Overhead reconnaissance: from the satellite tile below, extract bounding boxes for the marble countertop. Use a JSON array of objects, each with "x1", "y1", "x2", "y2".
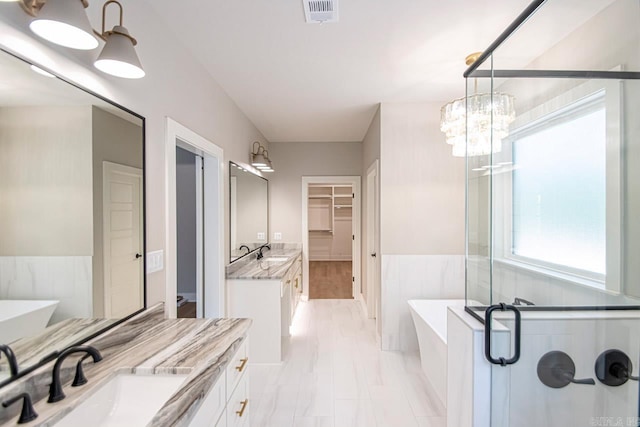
[
  {"x1": 226, "y1": 248, "x2": 301, "y2": 280},
  {"x1": 0, "y1": 318, "x2": 119, "y2": 377},
  {"x1": 0, "y1": 305, "x2": 251, "y2": 427}
]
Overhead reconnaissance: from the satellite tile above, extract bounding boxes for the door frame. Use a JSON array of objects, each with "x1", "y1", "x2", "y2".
[
  {"x1": 165, "y1": 118, "x2": 225, "y2": 319},
  {"x1": 366, "y1": 160, "x2": 381, "y2": 332},
  {"x1": 301, "y1": 176, "x2": 362, "y2": 301},
  {"x1": 102, "y1": 161, "x2": 144, "y2": 318}
]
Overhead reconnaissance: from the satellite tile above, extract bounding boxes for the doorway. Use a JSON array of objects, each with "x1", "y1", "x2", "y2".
[
  {"x1": 302, "y1": 176, "x2": 361, "y2": 303},
  {"x1": 175, "y1": 147, "x2": 203, "y2": 318},
  {"x1": 165, "y1": 118, "x2": 225, "y2": 319}
]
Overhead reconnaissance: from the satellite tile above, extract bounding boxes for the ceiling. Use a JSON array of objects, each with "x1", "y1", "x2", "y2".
[{"x1": 146, "y1": 0, "x2": 535, "y2": 142}]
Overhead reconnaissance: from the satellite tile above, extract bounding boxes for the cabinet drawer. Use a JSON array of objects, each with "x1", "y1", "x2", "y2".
[
  {"x1": 226, "y1": 372, "x2": 250, "y2": 427},
  {"x1": 226, "y1": 339, "x2": 249, "y2": 399},
  {"x1": 187, "y1": 375, "x2": 225, "y2": 427}
]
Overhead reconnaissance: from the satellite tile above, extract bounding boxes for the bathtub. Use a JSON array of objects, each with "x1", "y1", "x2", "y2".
[
  {"x1": 408, "y1": 299, "x2": 470, "y2": 407},
  {"x1": 0, "y1": 300, "x2": 59, "y2": 345}
]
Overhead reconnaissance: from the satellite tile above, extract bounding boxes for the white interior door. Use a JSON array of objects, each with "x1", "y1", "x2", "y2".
[
  {"x1": 103, "y1": 162, "x2": 143, "y2": 318},
  {"x1": 366, "y1": 161, "x2": 380, "y2": 328}
]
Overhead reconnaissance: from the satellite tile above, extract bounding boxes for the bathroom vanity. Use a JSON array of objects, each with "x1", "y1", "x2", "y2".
[
  {"x1": 0, "y1": 305, "x2": 252, "y2": 427},
  {"x1": 227, "y1": 246, "x2": 303, "y2": 363}
]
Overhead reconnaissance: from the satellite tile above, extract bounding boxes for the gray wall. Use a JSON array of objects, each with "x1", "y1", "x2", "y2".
[
  {"x1": 0, "y1": 106, "x2": 93, "y2": 256},
  {"x1": 176, "y1": 147, "x2": 197, "y2": 298},
  {"x1": 269, "y1": 141, "x2": 363, "y2": 243}
]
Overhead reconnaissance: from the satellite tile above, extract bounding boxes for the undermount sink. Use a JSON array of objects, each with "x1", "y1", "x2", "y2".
[
  {"x1": 54, "y1": 372, "x2": 188, "y2": 427},
  {"x1": 261, "y1": 256, "x2": 289, "y2": 263}
]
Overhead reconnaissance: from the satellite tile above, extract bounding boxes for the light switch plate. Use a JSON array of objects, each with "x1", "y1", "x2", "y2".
[
  {"x1": 274, "y1": 232, "x2": 282, "y2": 240},
  {"x1": 146, "y1": 250, "x2": 164, "y2": 274},
  {"x1": 257, "y1": 232, "x2": 266, "y2": 240}
]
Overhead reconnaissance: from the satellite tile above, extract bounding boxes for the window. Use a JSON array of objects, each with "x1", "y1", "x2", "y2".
[{"x1": 511, "y1": 92, "x2": 606, "y2": 278}]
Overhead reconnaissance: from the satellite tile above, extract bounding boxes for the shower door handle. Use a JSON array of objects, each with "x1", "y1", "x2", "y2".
[{"x1": 484, "y1": 303, "x2": 521, "y2": 366}]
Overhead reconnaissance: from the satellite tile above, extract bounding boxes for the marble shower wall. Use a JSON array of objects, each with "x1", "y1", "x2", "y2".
[
  {"x1": 381, "y1": 254, "x2": 465, "y2": 351},
  {"x1": 0, "y1": 256, "x2": 92, "y2": 323}
]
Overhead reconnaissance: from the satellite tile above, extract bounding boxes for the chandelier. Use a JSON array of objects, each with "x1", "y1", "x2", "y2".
[{"x1": 440, "y1": 53, "x2": 515, "y2": 157}]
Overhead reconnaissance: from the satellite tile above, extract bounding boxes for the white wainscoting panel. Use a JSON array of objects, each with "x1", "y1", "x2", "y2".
[
  {"x1": 381, "y1": 254, "x2": 465, "y2": 351},
  {"x1": 0, "y1": 256, "x2": 92, "y2": 323}
]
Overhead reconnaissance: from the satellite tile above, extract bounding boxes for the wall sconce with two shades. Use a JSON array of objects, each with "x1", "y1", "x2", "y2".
[
  {"x1": 251, "y1": 142, "x2": 274, "y2": 173},
  {"x1": 15, "y1": 0, "x2": 144, "y2": 79}
]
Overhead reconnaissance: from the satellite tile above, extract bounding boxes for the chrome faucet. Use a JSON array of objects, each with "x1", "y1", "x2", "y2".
[
  {"x1": 48, "y1": 345, "x2": 102, "y2": 403},
  {"x1": 239, "y1": 245, "x2": 251, "y2": 255},
  {"x1": 256, "y1": 244, "x2": 271, "y2": 260},
  {"x1": 0, "y1": 344, "x2": 19, "y2": 378}
]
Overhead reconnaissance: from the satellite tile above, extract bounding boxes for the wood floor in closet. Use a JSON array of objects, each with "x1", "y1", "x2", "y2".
[{"x1": 309, "y1": 261, "x2": 353, "y2": 299}]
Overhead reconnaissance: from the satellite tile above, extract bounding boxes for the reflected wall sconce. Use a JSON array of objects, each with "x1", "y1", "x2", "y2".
[
  {"x1": 20, "y1": 0, "x2": 145, "y2": 79},
  {"x1": 250, "y1": 141, "x2": 274, "y2": 173}
]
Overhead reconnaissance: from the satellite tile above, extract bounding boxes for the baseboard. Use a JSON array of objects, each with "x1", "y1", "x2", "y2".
[{"x1": 177, "y1": 292, "x2": 196, "y2": 302}]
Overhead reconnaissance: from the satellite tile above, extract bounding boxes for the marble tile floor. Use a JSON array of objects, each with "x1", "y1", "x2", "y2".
[{"x1": 248, "y1": 299, "x2": 446, "y2": 427}]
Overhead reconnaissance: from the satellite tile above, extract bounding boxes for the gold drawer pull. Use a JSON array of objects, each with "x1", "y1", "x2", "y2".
[
  {"x1": 286, "y1": 279, "x2": 291, "y2": 284},
  {"x1": 236, "y1": 398, "x2": 249, "y2": 417},
  {"x1": 295, "y1": 278, "x2": 298, "y2": 288},
  {"x1": 235, "y1": 357, "x2": 248, "y2": 372}
]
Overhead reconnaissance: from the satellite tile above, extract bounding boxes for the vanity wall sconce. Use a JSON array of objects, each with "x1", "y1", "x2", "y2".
[
  {"x1": 250, "y1": 141, "x2": 274, "y2": 173},
  {"x1": 20, "y1": 0, "x2": 145, "y2": 79}
]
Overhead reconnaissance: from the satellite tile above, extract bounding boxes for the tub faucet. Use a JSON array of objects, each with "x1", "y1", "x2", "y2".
[
  {"x1": 0, "y1": 344, "x2": 18, "y2": 378},
  {"x1": 256, "y1": 244, "x2": 271, "y2": 260},
  {"x1": 239, "y1": 245, "x2": 251, "y2": 255},
  {"x1": 48, "y1": 345, "x2": 102, "y2": 403}
]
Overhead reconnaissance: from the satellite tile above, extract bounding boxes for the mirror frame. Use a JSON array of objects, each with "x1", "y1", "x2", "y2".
[
  {"x1": 0, "y1": 47, "x2": 147, "y2": 388},
  {"x1": 228, "y1": 161, "x2": 269, "y2": 263}
]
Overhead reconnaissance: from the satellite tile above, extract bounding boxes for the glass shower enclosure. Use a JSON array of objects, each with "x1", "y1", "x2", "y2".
[{"x1": 463, "y1": 0, "x2": 640, "y2": 425}]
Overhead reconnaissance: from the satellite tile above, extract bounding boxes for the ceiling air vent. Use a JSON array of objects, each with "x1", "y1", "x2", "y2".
[{"x1": 303, "y1": 0, "x2": 338, "y2": 23}]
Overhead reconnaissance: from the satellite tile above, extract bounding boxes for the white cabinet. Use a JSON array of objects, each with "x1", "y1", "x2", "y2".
[
  {"x1": 188, "y1": 338, "x2": 250, "y2": 427},
  {"x1": 226, "y1": 373, "x2": 250, "y2": 427},
  {"x1": 228, "y1": 255, "x2": 303, "y2": 363},
  {"x1": 289, "y1": 257, "x2": 302, "y2": 316}
]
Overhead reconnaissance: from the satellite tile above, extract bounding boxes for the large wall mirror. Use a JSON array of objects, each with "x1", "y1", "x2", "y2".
[
  {"x1": 229, "y1": 162, "x2": 268, "y2": 263},
  {"x1": 0, "y1": 49, "x2": 145, "y2": 387}
]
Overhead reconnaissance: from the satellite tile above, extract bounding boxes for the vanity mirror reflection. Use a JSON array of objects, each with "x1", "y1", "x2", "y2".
[
  {"x1": 229, "y1": 162, "x2": 268, "y2": 263},
  {"x1": 0, "y1": 49, "x2": 145, "y2": 386}
]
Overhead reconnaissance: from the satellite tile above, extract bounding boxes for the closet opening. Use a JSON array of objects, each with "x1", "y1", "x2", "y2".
[{"x1": 301, "y1": 177, "x2": 362, "y2": 304}]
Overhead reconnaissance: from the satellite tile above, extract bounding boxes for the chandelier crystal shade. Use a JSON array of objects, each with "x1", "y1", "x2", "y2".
[
  {"x1": 440, "y1": 92, "x2": 515, "y2": 157},
  {"x1": 440, "y1": 52, "x2": 516, "y2": 157}
]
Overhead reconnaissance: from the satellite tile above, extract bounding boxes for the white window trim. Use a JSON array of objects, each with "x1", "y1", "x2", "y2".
[{"x1": 494, "y1": 77, "x2": 622, "y2": 294}]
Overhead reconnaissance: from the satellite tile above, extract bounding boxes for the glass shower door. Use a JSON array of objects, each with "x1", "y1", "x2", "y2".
[{"x1": 462, "y1": 0, "x2": 640, "y2": 425}]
